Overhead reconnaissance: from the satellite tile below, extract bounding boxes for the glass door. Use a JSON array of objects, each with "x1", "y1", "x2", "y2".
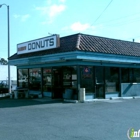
[
  {"x1": 80, "y1": 66, "x2": 95, "y2": 99},
  {"x1": 43, "y1": 68, "x2": 52, "y2": 97},
  {"x1": 95, "y1": 66, "x2": 105, "y2": 98},
  {"x1": 52, "y1": 68, "x2": 63, "y2": 98}
]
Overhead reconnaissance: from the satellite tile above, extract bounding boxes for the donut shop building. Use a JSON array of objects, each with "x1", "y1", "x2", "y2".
[{"x1": 9, "y1": 33, "x2": 140, "y2": 100}]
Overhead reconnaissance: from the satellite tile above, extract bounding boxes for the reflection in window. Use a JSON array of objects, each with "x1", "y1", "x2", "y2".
[
  {"x1": 95, "y1": 66, "x2": 104, "y2": 84},
  {"x1": 71, "y1": 66, "x2": 77, "y2": 88},
  {"x1": 134, "y1": 69, "x2": 140, "y2": 82},
  {"x1": 62, "y1": 66, "x2": 77, "y2": 87},
  {"x1": 121, "y1": 68, "x2": 129, "y2": 83},
  {"x1": 95, "y1": 66, "x2": 104, "y2": 98},
  {"x1": 29, "y1": 68, "x2": 41, "y2": 90},
  {"x1": 63, "y1": 67, "x2": 72, "y2": 87},
  {"x1": 43, "y1": 68, "x2": 52, "y2": 96},
  {"x1": 62, "y1": 66, "x2": 77, "y2": 99},
  {"x1": 105, "y1": 67, "x2": 119, "y2": 92},
  {"x1": 18, "y1": 69, "x2": 28, "y2": 88}
]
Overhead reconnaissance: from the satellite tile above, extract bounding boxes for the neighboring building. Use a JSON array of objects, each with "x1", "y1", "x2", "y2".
[{"x1": 8, "y1": 33, "x2": 140, "y2": 99}]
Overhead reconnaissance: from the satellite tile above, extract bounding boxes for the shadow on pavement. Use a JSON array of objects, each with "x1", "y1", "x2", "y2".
[{"x1": 0, "y1": 97, "x2": 63, "y2": 108}]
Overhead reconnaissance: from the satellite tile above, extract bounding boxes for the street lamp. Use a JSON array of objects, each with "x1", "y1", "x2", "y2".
[{"x1": 0, "y1": 4, "x2": 11, "y2": 94}]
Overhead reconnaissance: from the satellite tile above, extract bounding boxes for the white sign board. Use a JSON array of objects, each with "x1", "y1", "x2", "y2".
[{"x1": 17, "y1": 35, "x2": 60, "y2": 55}]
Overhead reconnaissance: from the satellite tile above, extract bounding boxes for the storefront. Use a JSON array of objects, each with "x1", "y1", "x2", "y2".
[{"x1": 9, "y1": 33, "x2": 140, "y2": 100}]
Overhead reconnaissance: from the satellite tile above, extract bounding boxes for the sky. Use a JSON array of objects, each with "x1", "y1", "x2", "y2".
[{"x1": 0, "y1": 0, "x2": 140, "y2": 59}]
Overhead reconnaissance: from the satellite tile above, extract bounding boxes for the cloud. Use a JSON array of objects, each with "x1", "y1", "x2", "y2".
[
  {"x1": 35, "y1": 1, "x2": 66, "y2": 24},
  {"x1": 21, "y1": 14, "x2": 30, "y2": 22},
  {"x1": 70, "y1": 22, "x2": 94, "y2": 32},
  {"x1": 13, "y1": 14, "x2": 30, "y2": 22},
  {"x1": 59, "y1": 0, "x2": 66, "y2": 3},
  {"x1": 49, "y1": 4, "x2": 65, "y2": 18},
  {"x1": 137, "y1": 39, "x2": 140, "y2": 43},
  {"x1": 13, "y1": 14, "x2": 20, "y2": 19},
  {"x1": 62, "y1": 22, "x2": 95, "y2": 32}
]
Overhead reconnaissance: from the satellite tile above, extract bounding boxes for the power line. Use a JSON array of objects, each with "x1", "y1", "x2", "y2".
[
  {"x1": 94, "y1": 12, "x2": 140, "y2": 25},
  {"x1": 101, "y1": 18, "x2": 140, "y2": 27},
  {"x1": 92, "y1": 0, "x2": 113, "y2": 24},
  {"x1": 91, "y1": 1, "x2": 140, "y2": 28}
]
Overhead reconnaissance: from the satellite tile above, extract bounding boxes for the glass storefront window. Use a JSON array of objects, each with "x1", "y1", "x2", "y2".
[
  {"x1": 63, "y1": 67, "x2": 72, "y2": 87},
  {"x1": 129, "y1": 68, "x2": 133, "y2": 82},
  {"x1": 80, "y1": 66, "x2": 94, "y2": 94},
  {"x1": 121, "y1": 68, "x2": 129, "y2": 83},
  {"x1": 105, "y1": 67, "x2": 119, "y2": 92},
  {"x1": 43, "y1": 68, "x2": 52, "y2": 97},
  {"x1": 18, "y1": 69, "x2": 28, "y2": 88},
  {"x1": 134, "y1": 68, "x2": 140, "y2": 82},
  {"x1": 63, "y1": 66, "x2": 77, "y2": 99},
  {"x1": 29, "y1": 68, "x2": 41, "y2": 91},
  {"x1": 71, "y1": 66, "x2": 77, "y2": 88},
  {"x1": 62, "y1": 66, "x2": 77, "y2": 88}
]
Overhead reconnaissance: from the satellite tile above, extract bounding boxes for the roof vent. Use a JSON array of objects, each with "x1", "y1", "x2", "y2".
[{"x1": 76, "y1": 34, "x2": 81, "y2": 49}]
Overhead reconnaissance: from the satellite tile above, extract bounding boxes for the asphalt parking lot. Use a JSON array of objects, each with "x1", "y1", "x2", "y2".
[{"x1": 0, "y1": 98, "x2": 140, "y2": 140}]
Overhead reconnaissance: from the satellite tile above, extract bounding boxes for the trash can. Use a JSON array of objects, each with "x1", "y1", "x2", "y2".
[
  {"x1": 79, "y1": 88, "x2": 85, "y2": 102},
  {"x1": 14, "y1": 90, "x2": 18, "y2": 99},
  {"x1": 10, "y1": 93, "x2": 13, "y2": 99}
]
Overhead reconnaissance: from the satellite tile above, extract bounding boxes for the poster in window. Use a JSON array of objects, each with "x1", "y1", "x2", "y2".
[{"x1": 82, "y1": 67, "x2": 92, "y2": 79}]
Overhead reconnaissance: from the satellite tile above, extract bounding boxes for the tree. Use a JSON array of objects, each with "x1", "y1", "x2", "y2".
[{"x1": 0, "y1": 58, "x2": 8, "y2": 65}]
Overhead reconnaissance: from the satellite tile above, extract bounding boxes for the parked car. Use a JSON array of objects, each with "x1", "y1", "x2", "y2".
[
  {"x1": 19, "y1": 77, "x2": 27, "y2": 82},
  {"x1": 0, "y1": 81, "x2": 8, "y2": 93}
]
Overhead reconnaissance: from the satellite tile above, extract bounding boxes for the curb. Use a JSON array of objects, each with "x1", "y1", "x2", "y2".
[
  {"x1": 110, "y1": 96, "x2": 140, "y2": 100},
  {"x1": 110, "y1": 97, "x2": 133, "y2": 100},
  {"x1": 63, "y1": 99, "x2": 78, "y2": 103},
  {"x1": 84, "y1": 99, "x2": 110, "y2": 103},
  {"x1": 133, "y1": 96, "x2": 140, "y2": 99},
  {"x1": 80, "y1": 96, "x2": 140, "y2": 103}
]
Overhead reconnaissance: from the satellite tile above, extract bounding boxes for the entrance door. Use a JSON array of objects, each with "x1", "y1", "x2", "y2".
[
  {"x1": 95, "y1": 66, "x2": 105, "y2": 98},
  {"x1": 52, "y1": 68, "x2": 63, "y2": 98}
]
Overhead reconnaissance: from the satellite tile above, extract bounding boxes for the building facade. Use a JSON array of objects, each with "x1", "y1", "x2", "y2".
[{"x1": 9, "y1": 33, "x2": 140, "y2": 100}]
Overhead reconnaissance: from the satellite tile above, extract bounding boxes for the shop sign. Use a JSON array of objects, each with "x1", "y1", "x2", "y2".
[
  {"x1": 17, "y1": 34, "x2": 60, "y2": 55},
  {"x1": 82, "y1": 67, "x2": 92, "y2": 79}
]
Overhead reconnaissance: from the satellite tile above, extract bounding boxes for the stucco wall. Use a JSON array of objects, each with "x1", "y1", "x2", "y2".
[{"x1": 121, "y1": 83, "x2": 140, "y2": 97}]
